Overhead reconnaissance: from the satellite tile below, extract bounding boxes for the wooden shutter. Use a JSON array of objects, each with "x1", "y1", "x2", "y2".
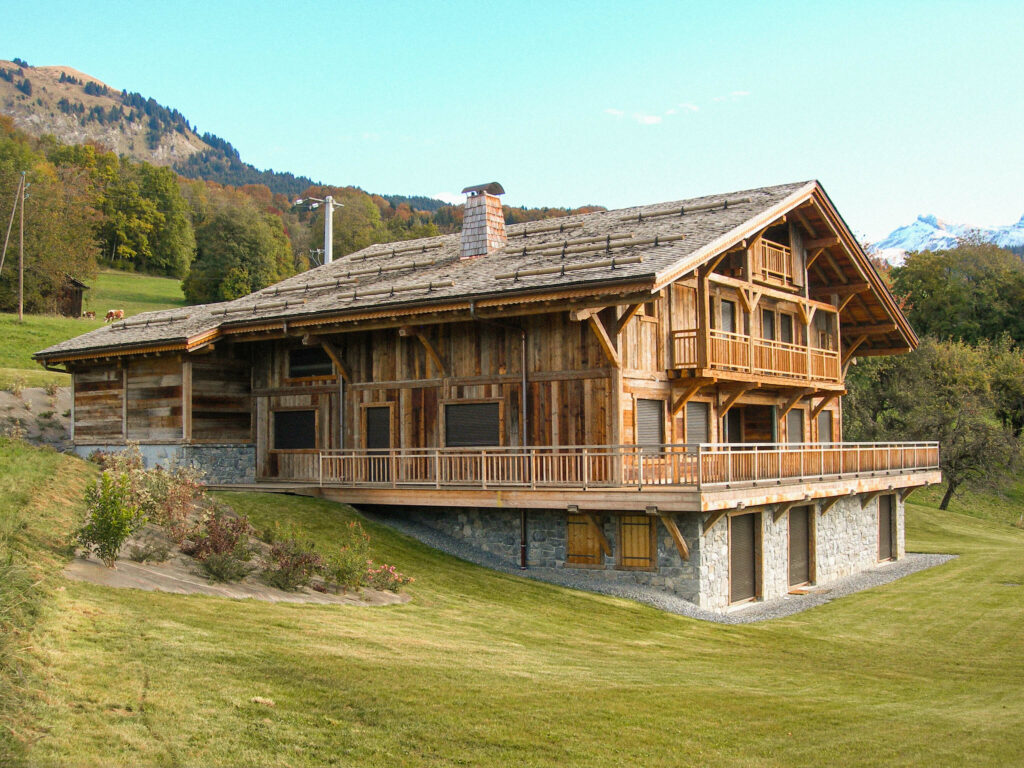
[
  {"x1": 685, "y1": 402, "x2": 709, "y2": 444},
  {"x1": 788, "y1": 506, "x2": 811, "y2": 586},
  {"x1": 445, "y1": 402, "x2": 500, "y2": 447},
  {"x1": 636, "y1": 399, "x2": 664, "y2": 446},
  {"x1": 817, "y1": 410, "x2": 833, "y2": 443},
  {"x1": 567, "y1": 515, "x2": 603, "y2": 566},
  {"x1": 619, "y1": 515, "x2": 655, "y2": 569},
  {"x1": 878, "y1": 495, "x2": 894, "y2": 561},
  {"x1": 786, "y1": 409, "x2": 804, "y2": 444},
  {"x1": 730, "y1": 513, "x2": 757, "y2": 603},
  {"x1": 365, "y1": 406, "x2": 391, "y2": 450},
  {"x1": 273, "y1": 410, "x2": 316, "y2": 450}
]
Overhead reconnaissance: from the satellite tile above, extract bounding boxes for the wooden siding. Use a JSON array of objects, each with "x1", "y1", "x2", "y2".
[
  {"x1": 73, "y1": 364, "x2": 124, "y2": 442},
  {"x1": 191, "y1": 354, "x2": 252, "y2": 443},
  {"x1": 125, "y1": 357, "x2": 183, "y2": 441}
]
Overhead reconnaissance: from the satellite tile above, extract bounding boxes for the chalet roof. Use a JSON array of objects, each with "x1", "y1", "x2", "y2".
[{"x1": 35, "y1": 180, "x2": 915, "y2": 363}]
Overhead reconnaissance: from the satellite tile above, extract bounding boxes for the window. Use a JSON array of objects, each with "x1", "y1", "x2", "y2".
[
  {"x1": 365, "y1": 406, "x2": 391, "y2": 451},
  {"x1": 721, "y1": 299, "x2": 737, "y2": 334},
  {"x1": 817, "y1": 410, "x2": 833, "y2": 443},
  {"x1": 685, "y1": 402, "x2": 710, "y2": 444},
  {"x1": 780, "y1": 313, "x2": 794, "y2": 344},
  {"x1": 761, "y1": 308, "x2": 776, "y2": 341},
  {"x1": 786, "y1": 409, "x2": 804, "y2": 444},
  {"x1": 618, "y1": 515, "x2": 655, "y2": 570},
  {"x1": 635, "y1": 399, "x2": 664, "y2": 447},
  {"x1": 288, "y1": 347, "x2": 333, "y2": 378},
  {"x1": 273, "y1": 410, "x2": 317, "y2": 450},
  {"x1": 445, "y1": 402, "x2": 500, "y2": 447},
  {"x1": 724, "y1": 409, "x2": 743, "y2": 443},
  {"x1": 814, "y1": 312, "x2": 835, "y2": 350}
]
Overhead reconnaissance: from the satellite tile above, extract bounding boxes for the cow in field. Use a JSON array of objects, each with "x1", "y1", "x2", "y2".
[
  {"x1": 105, "y1": 309, "x2": 124, "y2": 323},
  {"x1": 83, "y1": 311, "x2": 96, "y2": 319}
]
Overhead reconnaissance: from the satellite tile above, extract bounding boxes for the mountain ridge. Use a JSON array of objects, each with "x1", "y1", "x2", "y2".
[{"x1": 870, "y1": 213, "x2": 1024, "y2": 263}]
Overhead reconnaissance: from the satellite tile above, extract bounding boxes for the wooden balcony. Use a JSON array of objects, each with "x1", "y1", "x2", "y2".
[
  {"x1": 300, "y1": 442, "x2": 941, "y2": 512},
  {"x1": 757, "y1": 239, "x2": 793, "y2": 284},
  {"x1": 671, "y1": 329, "x2": 841, "y2": 385}
]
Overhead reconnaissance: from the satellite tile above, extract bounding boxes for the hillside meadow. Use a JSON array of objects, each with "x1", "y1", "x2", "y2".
[
  {"x1": 0, "y1": 269, "x2": 185, "y2": 389},
  {"x1": 1, "y1": 439, "x2": 1022, "y2": 767}
]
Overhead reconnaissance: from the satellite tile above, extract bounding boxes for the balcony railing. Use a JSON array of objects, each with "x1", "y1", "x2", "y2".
[
  {"x1": 671, "y1": 329, "x2": 840, "y2": 382},
  {"x1": 757, "y1": 239, "x2": 792, "y2": 284},
  {"x1": 317, "y1": 442, "x2": 939, "y2": 492}
]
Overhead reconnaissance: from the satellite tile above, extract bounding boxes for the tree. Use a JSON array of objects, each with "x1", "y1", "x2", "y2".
[
  {"x1": 183, "y1": 190, "x2": 293, "y2": 304},
  {"x1": 845, "y1": 338, "x2": 1019, "y2": 509}
]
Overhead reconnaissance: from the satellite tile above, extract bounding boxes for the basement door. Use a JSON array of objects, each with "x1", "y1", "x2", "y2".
[
  {"x1": 730, "y1": 513, "x2": 758, "y2": 603},
  {"x1": 878, "y1": 495, "x2": 895, "y2": 561},
  {"x1": 567, "y1": 514, "x2": 604, "y2": 567},
  {"x1": 788, "y1": 506, "x2": 812, "y2": 587}
]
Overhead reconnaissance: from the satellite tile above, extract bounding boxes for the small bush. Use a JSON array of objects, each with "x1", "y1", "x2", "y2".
[
  {"x1": 7, "y1": 376, "x2": 25, "y2": 397},
  {"x1": 126, "y1": 542, "x2": 171, "y2": 563},
  {"x1": 262, "y1": 532, "x2": 322, "y2": 591},
  {"x1": 366, "y1": 561, "x2": 414, "y2": 593},
  {"x1": 321, "y1": 520, "x2": 371, "y2": 593},
  {"x1": 199, "y1": 552, "x2": 253, "y2": 583},
  {"x1": 43, "y1": 381, "x2": 60, "y2": 397},
  {"x1": 77, "y1": 472, "x2": 145, "y2": 567},
  {"x1": 181, "y1": 507, "x2": 252, "y2": 561}
]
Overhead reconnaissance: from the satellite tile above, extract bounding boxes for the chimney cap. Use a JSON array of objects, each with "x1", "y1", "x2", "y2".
[{"x1": 461, "y1": 182, "x2": 505, "y2": 196}]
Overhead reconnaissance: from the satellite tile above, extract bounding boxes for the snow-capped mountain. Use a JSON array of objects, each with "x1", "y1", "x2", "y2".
[{"x1": 869, "y1": 214, "x2": 1024, "y2": 264}]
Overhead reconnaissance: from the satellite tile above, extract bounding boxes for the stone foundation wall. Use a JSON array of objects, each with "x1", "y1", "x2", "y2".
[
  {"x1": 403, "y1": 508, "x2": 703, "y2": 603},
  {"x1": 72, "y1": 443, "x2": 255, "y2": 485}
]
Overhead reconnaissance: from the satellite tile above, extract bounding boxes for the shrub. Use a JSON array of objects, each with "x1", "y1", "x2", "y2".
[
  {"x1": 321, "y1": 520, "x2": 371, "y2": 593},
  {"x1": 199, "y1": 552, "x2": 253, "y2": 583},
  {"x1": 43, "y1": 381, "x2": 60, "y2": 397},
  {"x1": 365, "y1": 561, "x2": 414, "y2": 593},
  {"x1": 262, "y1": 532, "x2": 322, "y2": 591},
  {"x1": 181, "y1": 506, "x2": 252, "y2": 561},
  {"x1": 77, "y1": 472, "x2": 145, "y2": 567},
  {"x1": 7, "y1": 376, "x2": 25, "y2": 397},
  {"x1": 126, "y1": 542, "x2": 171, "y2": 563}
]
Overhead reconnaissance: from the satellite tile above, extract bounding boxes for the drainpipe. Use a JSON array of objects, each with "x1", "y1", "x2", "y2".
[{"x1": 470, "y1": 300, "x2": 529, "y2": 568}]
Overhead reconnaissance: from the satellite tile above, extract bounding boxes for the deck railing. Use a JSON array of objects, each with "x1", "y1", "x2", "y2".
[
  {"x1": 318, "y1": 441, "x2": 939, "y2": 491},
  {"x1": 671, "y1": 329, "x2": 840, "y2": 382},
  {"x1": 758, "y1": 239, "x2": 792, "y2": 284}
]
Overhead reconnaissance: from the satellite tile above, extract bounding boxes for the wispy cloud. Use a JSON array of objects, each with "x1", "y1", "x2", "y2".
[
  {"x1": 632, "y1": 113, "x2": 662, "y2": 125},
  {"x1": 678, "y1": 102, "x2": 700, "y2": 112},
  {"x1": 603, "y1": 108, "x2": 625, "y2": 117}
]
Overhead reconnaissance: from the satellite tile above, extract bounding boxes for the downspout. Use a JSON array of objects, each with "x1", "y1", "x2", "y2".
[{"x1": 470, "y1": 300, "x2": 529, "y2": 569}]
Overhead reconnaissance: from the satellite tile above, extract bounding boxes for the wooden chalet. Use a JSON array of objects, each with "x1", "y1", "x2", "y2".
[{"x1": 36, "y1": 180, "x2": 939, "y2": 609}]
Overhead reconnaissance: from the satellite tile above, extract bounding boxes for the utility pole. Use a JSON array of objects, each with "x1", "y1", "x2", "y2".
[
  {"x1": 294, "y1": 194, "x2": 342, "y2": 265},
  {"x1": 18, "y1": 171, "x2": 25, "y2": 322},
  {"x1": 0, "y1": 173, "x2": 20, "y2": 277}
]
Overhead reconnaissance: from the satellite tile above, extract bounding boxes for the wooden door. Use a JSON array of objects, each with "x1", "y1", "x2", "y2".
[
  {"x1": 619, "y1": 515, "x2": 655, "y2": 570},
  {"x1": 730, "y1": 513, "x2": 758, "y2": 603},
  {"x1": 788, "y1": 506, "x2": 811, "y2": 586},
  {"x1": 567, "y1": 514, "x2": 603, "y2": 567},
  {"x1": 878, "y1": 495, "x2": 894, "y2": 561},
  {"x1": 365, "y1": 405, "x2": 391, "y2": 482}
]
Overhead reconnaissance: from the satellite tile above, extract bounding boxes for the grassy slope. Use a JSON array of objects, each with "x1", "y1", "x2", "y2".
[
  {"x1": 0, "y1": 269, "x2": 185, "y2": 389},
  {"x1": 1, "y1": 460, "x2": 1017, "y2": 768}
]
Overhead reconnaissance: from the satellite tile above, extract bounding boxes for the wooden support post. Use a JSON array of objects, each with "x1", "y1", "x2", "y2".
[
  {"x1": 653, "y1": 508, "x2": 690, "y2": 561},
  {"x1": 899, "y1": 486, "x2": 921, "y2": 502},
  {"x1": 779, "y1": 388, "x2": 813, "y2": 419},
  {"x1": 842, "y1": 334, "x2": 869, "y2": 368},
  {"x1": 811, "y1": 392, "x2": 840, "y2": 419},
  {"x1": 702, "y1": 508, "x2": 729, "y2": 534},
  {"x1": 819, "y1": 495, "x2": 845, "y2": 515},
  {"x1": 614, "y1": 303, "x2": 644, "y2": 336},
  {"x1": 719, "y1": 384, "x2": 755, "y2": 417},
  {"x1": 182, "y1": 359, "x2": 192, "y2": 442},
  {"x1": 773, "y1": 500, "x2": 803, "y2": 523},
  {"x1": 806, "y1": 248, "x2": 824, "y2": 270},
  {"x1": 670, "y1": 378, "x2": 711, "y2": 417},
  {"x1": 400, "y1": 326, "x2": 447, "y2": 377},
  {"x1": 588, "y1": 314, "x2": 621, "y2": 368},
  {"x1": 836, "y1": 293, "x2": 857, "y2": 313},
  {"x1": 697, "y1": 271, "x2": 710, "y2": 368}
]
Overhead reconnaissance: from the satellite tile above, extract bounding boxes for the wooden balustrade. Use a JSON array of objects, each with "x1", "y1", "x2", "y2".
[
  {"x1": 318, "y1": 442, "x2": 939, "y2": 491},
  {"x1": 672, "y1": 328, "x2": 840, "y2": 384},
  {"x1": 758, "y1": 239, "x2": 793, "y2": 284}
]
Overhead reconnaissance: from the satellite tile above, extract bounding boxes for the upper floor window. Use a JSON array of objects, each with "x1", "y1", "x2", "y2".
[
  {"x1": 721, "y1": 299, "x2": 738, "y2": 334},
  {"x1": 288, "y1": 347, "x2": 333, "y2": 378}
]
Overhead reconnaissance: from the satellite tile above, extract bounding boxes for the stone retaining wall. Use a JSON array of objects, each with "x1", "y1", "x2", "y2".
[{"x1": 72, "y1": 443, "x2": 256, "y2": 485}]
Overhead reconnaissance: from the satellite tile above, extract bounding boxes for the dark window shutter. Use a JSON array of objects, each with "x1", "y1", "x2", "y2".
[
  {"x1": 365, "y1": 406, "x2": 391, "y2": 451},
  {"x1": 788, "y1": 506, "x2": 810, "y2": 586},
  {"x1": 445, "y1": 403, "x2": 500, "y2": 447},
  {"x1": 730, "y1": 513, "x2": 757, "y2": 602},
  {"x1": 273, "y1": 410, "x2": 317, "y2": 450},
  {"x1": 761, "y1": 309, "x2": 776, "y2": 340},
  {"x1": 721, "y1": 300, "x2": 737, "y2": 334},
  {"x1": 685, "y1": 402, "x2": 709, "y2": 444},
  {"x1": 878, "y1": 495, "x2": 894, "y2": 560},
  {"x1": 636, "y1": 399, "x2": 664, "y2": 446},
  {"x1": 817, "y1": 410, "x2": 833, "y2": 443},
  {"x1": 288, "y1": 347, "x2": 333, "y2": 378},
  {"x1": 786, "y1": 409, "x2": 804, "y2": 444}
]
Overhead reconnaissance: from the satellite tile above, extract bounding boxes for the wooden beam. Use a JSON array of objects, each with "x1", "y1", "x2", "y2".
[
  {"x1": 705, "y1": 251, "x2": 730, "y2": 274},
  {"x1": 735, "y1": 286, "x2": 752, "y2": 314},
  {"x1": 316, "y1": 338, "x2": 351, "y2": 383},
  {"x1": 810, "y1": 281, "x2": 870, "y2": 299},
  {"x1": 582, "y1": 512, "x2": 612, "y2": 557},
  {"x1": 900, "y1": 486, "x2": 923, "y2": 502},
  {"x1": 842, "y1": 334, "x2": 869, "y2": 367},
  {"x1": 779, "y1": 389, "x2": 813, "y2": 419},
  {"x1": 811, "y1": 392, "x2": 840, "y2": 419},
  {"x1": 670, "y1": 378, "x2": 710, "y2": 417},
  {"x1": 747, "y1": 289, "x2": 763, "y2": 314},
  {"x1": 702, "y1": 508, "x2": 729, "y2": 534},
  {"x1": 656, "y1": 511, "x2": 690, "y2": 561},
  {"x1": 836, "y1": 293, "x2": 857, "y2": 313},
  {"x1": 719, "y1": 384, "x2": 756, "y2": 417},
  {"x1": 819, "y1": 495, "x2": 845, "y2": 515},
  {"x1": 842, "y1": 322, "x2": 897, "y2": 336},
  {"x1": 823, "y1": 251, "x2": 849, "y2": 284},
  {"x1": 804, "y1": 236, "x2": 841, "y2": 250},
  {"x1": 614, "y1": 303, "x2": 645, "y2": 335},
  {"x1": 773, "y1": 500, "x2": 803, "y2": 523},
  {"x1": 400, "y1": 326, "x2": 447, "y2": 377},
  {"x1": 796, "y1": 302, "x2": 816, "y2": 327},
  {"x1": 586, "y1": 314, "x2": 620, "y2": 368},
  {"x1": 860, "y1": 490, "x2": 885, "y2": 509},
  {"x1": 806, "y1": 248, "x2": 824, "y2": 269}
]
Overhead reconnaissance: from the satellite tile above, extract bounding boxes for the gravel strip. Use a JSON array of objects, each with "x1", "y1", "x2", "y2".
[{"x1": 365, "y1": 511, "x2": 956, "y2": 624}]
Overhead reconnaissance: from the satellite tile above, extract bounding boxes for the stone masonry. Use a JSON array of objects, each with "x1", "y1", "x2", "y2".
[{"x1": 72, "y1": 442, "x2": 256, "y2": 485}]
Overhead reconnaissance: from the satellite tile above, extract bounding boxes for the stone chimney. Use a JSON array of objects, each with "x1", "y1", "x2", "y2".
[{"x1": 460, "y1": 182, "x2": 506, "y2": 260}]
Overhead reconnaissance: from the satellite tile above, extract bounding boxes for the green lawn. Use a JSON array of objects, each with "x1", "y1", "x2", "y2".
[
  {"x1": 0, "y1": 269, "x2": 185, "y2": 390},
  {"x1": 3, "y1": 439, "x2": 1023, "y2": 766}
]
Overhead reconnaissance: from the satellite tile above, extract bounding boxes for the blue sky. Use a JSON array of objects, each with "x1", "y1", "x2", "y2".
[{"x1": 3, "y1": 1, "x2": 1022, "y2": 238}]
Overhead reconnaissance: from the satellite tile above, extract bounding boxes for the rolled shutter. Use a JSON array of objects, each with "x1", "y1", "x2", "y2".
[
  {"x1": 685, "y1": 402, "x2": 709, "y2": 444},
  {"x1": 786, "y1": 409, "x2": 804, "y2": 444},
  {"x1": 878, "y1": 495, "x2": 893, "y2": 560},
  {"x1": 445, "y1": 403, "x2": 500, "y2": 447},
  {"x1": 817, "y1": 410, "x2": 833, "y2": 443},
  {"x1": 730, "y1": 513, "x2": 757, "y2": 603},
  {"x1": 636, "y1": 399, "x2": 664, "y2": 446},
  {"x1": 788, "y1": 506, "x2": 810, "y2": 586}
]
